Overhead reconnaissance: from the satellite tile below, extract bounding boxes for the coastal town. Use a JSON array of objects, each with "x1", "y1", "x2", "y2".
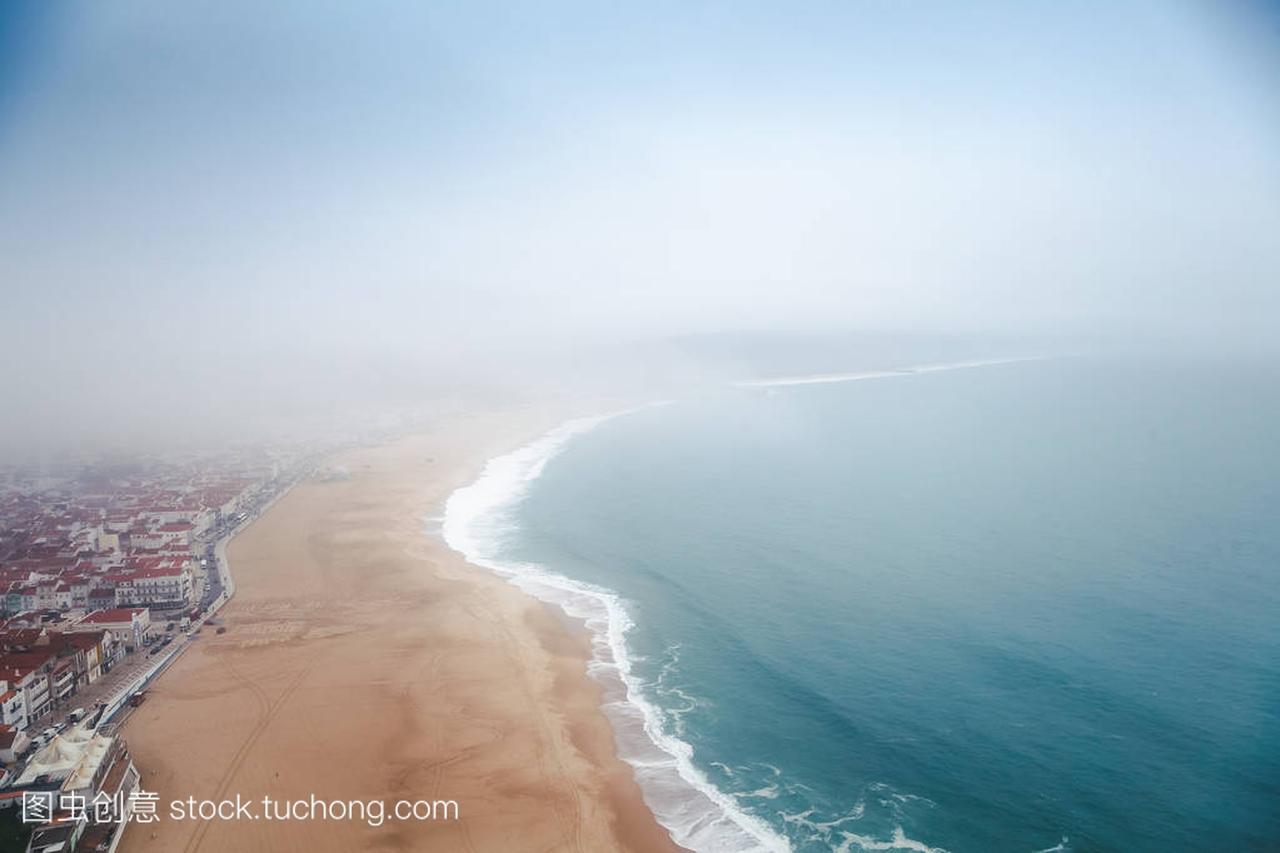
[{"x1": 0, "y1": 449, "x2": 312, "y2": 852}]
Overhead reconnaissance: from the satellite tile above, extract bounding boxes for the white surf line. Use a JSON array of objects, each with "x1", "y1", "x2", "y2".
[
  {"x1": 731, "y1": 356, "x2": 1050, "y2": 388},
  {"x1": 439, "y1": 407, "x2": 787, "y2": 853}
]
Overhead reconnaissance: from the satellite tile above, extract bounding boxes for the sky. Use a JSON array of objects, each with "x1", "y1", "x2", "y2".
[{"x1": 1, "y1": 0, "x2": 1279, "y2": 452}]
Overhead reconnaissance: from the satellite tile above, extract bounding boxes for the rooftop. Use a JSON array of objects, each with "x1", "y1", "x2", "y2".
[{"x1": 77, "y1": 609, "x2": 145, "y2": 625}]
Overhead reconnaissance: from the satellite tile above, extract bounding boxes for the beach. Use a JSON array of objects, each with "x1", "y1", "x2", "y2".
[{"x1": 118, "y1": 404, "x2": 680, "y2": 853}]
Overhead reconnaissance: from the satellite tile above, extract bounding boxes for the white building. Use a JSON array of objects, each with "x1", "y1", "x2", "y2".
[
  {"x1": 113, "y1": 566, "x2": 193, "y2": 609},
  {"x1": 0, "y1": 687, "x2": 28, "y2": 732}
]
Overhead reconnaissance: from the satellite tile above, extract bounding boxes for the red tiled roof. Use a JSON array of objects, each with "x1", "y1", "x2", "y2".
[{"x1": 79, "y1": 608, "x2": 145, "y2": 624}]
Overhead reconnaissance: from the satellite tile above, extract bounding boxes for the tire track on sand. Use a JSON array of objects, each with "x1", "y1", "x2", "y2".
[{"x1": 182, "y1": 659, "x2": 312, "y2": 853}]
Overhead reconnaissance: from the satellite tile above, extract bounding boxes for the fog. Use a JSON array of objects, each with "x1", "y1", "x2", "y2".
[{"x1": 2, "y1": 1, "x2": 1278, "y2": 456}]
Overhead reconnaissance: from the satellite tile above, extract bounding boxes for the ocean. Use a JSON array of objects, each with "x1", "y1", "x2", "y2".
[{"x1": 441, "y1": 356, "x2": 1280, "y2": 852}]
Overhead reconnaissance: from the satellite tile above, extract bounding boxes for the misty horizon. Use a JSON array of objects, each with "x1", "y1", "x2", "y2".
[{"x1": 3, "y1": 1, "x2": 1279, "y2": 455}]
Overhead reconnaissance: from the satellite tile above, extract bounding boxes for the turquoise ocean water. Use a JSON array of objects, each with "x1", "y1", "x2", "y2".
[{"x1": 443, "y1": 357, "x2": 1280, "y2": 852}]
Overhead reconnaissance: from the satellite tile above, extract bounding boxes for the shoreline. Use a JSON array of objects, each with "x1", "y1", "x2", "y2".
[
  {"x1": 118, "y1": 404, "x2": 682, "y2": 852},
  {"x1": 441, "y1": 408, "x2": 788, "y2": 852}
]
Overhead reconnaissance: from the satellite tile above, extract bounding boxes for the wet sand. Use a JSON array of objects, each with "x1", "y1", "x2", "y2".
[{"x1": 120, "y1": 405, "x2": 680, "y2": 853}]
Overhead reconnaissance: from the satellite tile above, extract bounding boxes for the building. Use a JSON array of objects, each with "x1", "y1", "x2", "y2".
[
  {"x1": 3, "y1": 587, "x2": 23, "y2": 615},
  {"x1": 26, "y1": 820, "x2": 85, "y2": 853},
  {"x1": 0, "y1": 665, "x2": 50, "y2": 724},
  {"x1": 69, "y1": 609, "x2": 150, "y2": 653},
  {"x1": 59, "y1": 631, "x2": 108, "y2": 684},
  {"x1": 113, "y1": 565, "x2": 193, "y2": 610},
  {"x1": 15, "y1": 723, "x2": 140, "y2": 853},
  {"x1": 87, "y1": 587, "x2": 115, "y2": 611},
  {"x1": 96, "y1": 530, "x2": 121, "y2": 552},
  {"x1": 153, "y1": 521, "x2": 195, "y2": 547},
  {"x1": 0, "y1": 724, "x2": 29, "y2": 763},
  {"x1": 0, "y1": 689, "x2": 27, "y2": 732}
]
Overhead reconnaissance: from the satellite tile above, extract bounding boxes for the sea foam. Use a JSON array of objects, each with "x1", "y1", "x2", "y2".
[
  {"x1": 731, "y1": 356, "x2": 1046, "y2": 389},
  {"x1": 440, "y1": 409, "x2": 790, "y2": 853}
]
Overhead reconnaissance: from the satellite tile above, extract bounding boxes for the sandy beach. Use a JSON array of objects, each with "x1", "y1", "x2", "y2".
[{"x1": 119, "y1": 405, "x2": 680, "y2": 853}]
